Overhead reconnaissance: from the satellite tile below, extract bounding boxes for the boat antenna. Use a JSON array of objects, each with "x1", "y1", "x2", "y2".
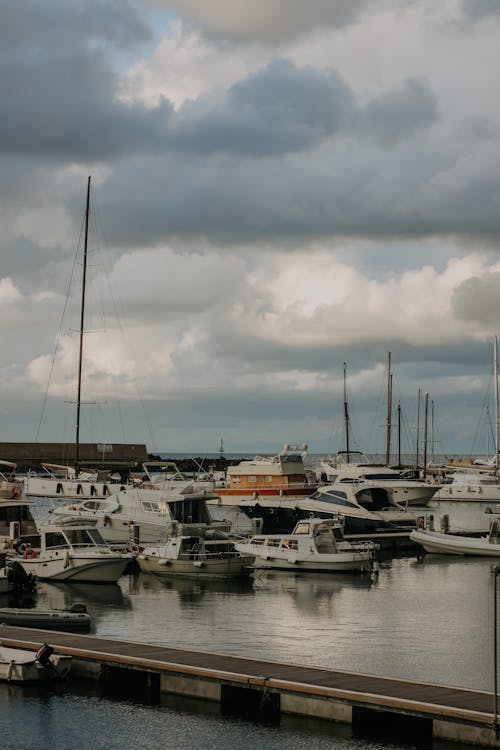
[{"x1": 75, "y1": 176, "x2": 91, "y2": 474}]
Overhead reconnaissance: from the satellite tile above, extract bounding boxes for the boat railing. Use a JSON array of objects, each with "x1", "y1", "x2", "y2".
[{"x1": 178, "y1": 550, "x2": 242, "y2": 561}]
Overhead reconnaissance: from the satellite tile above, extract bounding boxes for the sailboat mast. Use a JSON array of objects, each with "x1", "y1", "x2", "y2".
[
  {"x1": 495, "y1": 335, "x2": 499, "y2": 477},
  {"x1": 397, "y1": 399, "x2": 401, "y2": 467},
  {"x1": 423, "y1": 391, "x2": 429, "y2": 479},
  {"x1": 385, "y1": 352, "x2": 392, "y2": 465},
  {"x1": 75, "y1": 175, "x2": 91, "y2": 473},
  {"x1": 343, "y1": 362, "x2": 350, "y2": 458},
  {"x1": 416, "y1": 387, "x2": 421, "y2": 468}
]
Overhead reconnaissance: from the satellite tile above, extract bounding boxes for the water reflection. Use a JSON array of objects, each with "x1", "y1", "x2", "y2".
[
  {"x1": 252, "y1": 570, "x2": 376, "y2": 617},
  {"x1": 128, "y1": 569, "x2": 255, "y2": 603}
]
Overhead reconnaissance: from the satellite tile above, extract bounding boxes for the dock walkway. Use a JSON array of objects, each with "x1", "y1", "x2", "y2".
[{"x1": 0, "y1": 625, "x2": 498, "y2": 747}]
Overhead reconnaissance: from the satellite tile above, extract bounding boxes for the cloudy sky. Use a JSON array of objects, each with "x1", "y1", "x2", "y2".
[{"x1": 1, "y1": 0, "x2": 500, "y2": 458}]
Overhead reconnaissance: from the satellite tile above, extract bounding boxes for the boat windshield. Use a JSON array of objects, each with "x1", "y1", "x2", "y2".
[{"x1": 63, "y1": 528, "x2": 107, "y2": 547}]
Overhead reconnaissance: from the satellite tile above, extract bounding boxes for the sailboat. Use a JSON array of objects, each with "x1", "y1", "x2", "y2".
[
  {"x1": 22, "y1": 178, "x2": 127, "y2": 501},
  {"x1": 316, "y1": 360, "x2": 438, "y2": 507},
  {"x1": 433, "y1": 335, "x2": 500, "y2": 503}
]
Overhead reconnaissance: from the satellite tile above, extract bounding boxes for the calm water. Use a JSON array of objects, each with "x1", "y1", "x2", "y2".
[{"x1": 4, "y1": 497, "x2": 496, "y2": 749}]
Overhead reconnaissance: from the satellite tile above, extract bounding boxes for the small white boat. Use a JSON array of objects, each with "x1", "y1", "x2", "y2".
[
  {"x1": 0, "y1": 604, "x2": 91, "y2": 631},
  {"x1": 138, "y1": 533, "x2": 254, "y2": 579},
  {"x1": 0, "y1": 643, "x2": 72, "y2": 682},
  {"x1": 10, "y1": 522, "x2": 133, "y2": 583},
  {"x1": 235, "y1": 517, "x2": 379, "y2": 573},
  {"x1": 410, "y1": 517, "x2": 500, "y2": 556}
]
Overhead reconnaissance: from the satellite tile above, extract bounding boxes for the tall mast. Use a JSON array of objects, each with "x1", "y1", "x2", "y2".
[
  {"x1": 495, "y1": 335, "x2": 499, "y2": 477},
  {"x1": 343, "y1": 362, "x2": 350, "y2": 458},
  {"x1": 397, "y1": 399, "x2": 401, "y2": 468},
  {"x1": 75, "y1": 175, "x2": 91, "y2": 474},
  {"x1": 431, "y1": 399, "x2": 435, "y2": 465},
  {"x1": 385, "y1": 352, "x2": 392, "y2": 465},
  {"x1": 416, "y1": 387, "x2": 421, "y2": 468},
  {"x1": 423, "y1": 391, "x2": 429, "y2": 479}
]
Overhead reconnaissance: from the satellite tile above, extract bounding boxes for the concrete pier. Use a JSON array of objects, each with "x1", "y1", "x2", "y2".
[{"x1": 1, "y1": 624, "x2": 499, "y2": 748}]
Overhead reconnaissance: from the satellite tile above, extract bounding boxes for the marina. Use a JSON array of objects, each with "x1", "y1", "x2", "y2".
[{"x1": 1, "y1": 509, "x2": 500, "y2": 747}]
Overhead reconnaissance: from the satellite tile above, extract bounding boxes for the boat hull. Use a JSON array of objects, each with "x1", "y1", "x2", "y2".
[
  {"x1": 138, "y1": 554, "x2": 253, "y2": 579},
  {"x1": 0, "y1": 647, "x2": 71, "y2": 682},
  {"x1": 410, "y1": 529, "x2": 500, "y2": 556},
  {"x1": 0, "y1": 608, "x2": 91, "y2": 631},
  {"x1": 238, "y1": 546, "x2": 375, "y2": 572},
  {"x1": 15, "y1": 553, "x2": 131, "y2": 583}
]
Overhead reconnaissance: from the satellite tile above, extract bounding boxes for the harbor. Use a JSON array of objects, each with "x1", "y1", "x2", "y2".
[{"x1": 1, "y1": 521, "x2": 500, "y2": 748}]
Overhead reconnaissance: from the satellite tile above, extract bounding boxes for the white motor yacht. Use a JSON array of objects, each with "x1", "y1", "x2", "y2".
[
  {"x1": 210, "y1": 480, "x2": 417, "y2": 537},
  {"x1": 9, "y1": 522, "x2": 133, "y2": 583},
  {"x1": 433, "y1": 470, "x2": 500, "y2": 502},
  {"x1": 317, "y1": 451, "x2": 438, "y2": 507},
  {"x1": 51, "y1": 483, "x2": 220, "y2": 546},
  {"x1": 235, "y1": 517, "x2": 378, "y2": 573}
]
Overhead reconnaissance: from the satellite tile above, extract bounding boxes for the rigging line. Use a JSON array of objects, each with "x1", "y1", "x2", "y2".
[
  {"x1": 470, "y1": 360, "x2": 495, "y2": 455},
  {"x1": 34, "y1": 219, "x2": 85, "y2": 445},
  {"x1": 92, "y1": 194, "x2": 158, "y2": 453}
]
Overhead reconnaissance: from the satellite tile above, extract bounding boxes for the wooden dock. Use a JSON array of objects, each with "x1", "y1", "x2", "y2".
[{"x1": 0, "y1": 624, "x2": 498, "y2": 747}]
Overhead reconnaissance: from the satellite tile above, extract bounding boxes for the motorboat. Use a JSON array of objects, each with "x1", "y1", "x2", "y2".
[
  {"x1": 410, "y1": 516, "x2": 500, "y2": 556},
  {"x1": 235, "y1": 517, "x2": 379, "y2": 573},
  {"x1": 433, "y1": 470, "x2": 500, "y2": 502},
  {"x1": 210, "y1": 479, "x2": 417, "y2": 537},
  {"x1": 0, "y1": 642, "x2": 71, "y2": 682},
  {"x1": 9, "y1": 522, "x2": 133, "y2": 583},
  {"x1": 0, "y1": 461, "x2": 24, "y2": 501},
  {"x1": 0, "y1": 604, "x2": 91, "y2": 631},
  {"x1": 137, "y1": 531, "x2": 254, "y2": 579},
  {"x1": 51, "y1": 483, "x2": 221, "y2": 546},
  {"x1": 0, "y1": 493, "x2": 40, "y2": 550},
  {"x1": 316, "y1": 451, "x2": 438, "y2": 507},
  {"x1": 21, "y1": 463, "x2": 129, "y2": 501},
  {"x1": 212, "y1": 443, "x2": 316, "y2": 499}
]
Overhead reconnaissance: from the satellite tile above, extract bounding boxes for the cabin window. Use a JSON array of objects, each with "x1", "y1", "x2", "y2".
[
  {"x1": 251, "y1": 538, "x2": 265, "y2": 545},
  {"x1": 266, "y1": 538, "x2": 281, "y2": 547},
  {"x1": 281, "y1": 539, "x2": 298, "y2": 550},
  {"x1": 142, "y1": 501, "x2": 160, "y2": 512},
  {"x1": 232, "y1": 476, "x2": 241, "y2": 483},
  {"x1": 45, "y1": 532, "x2": 69, "y2": 549},
  {"x1": 248, "y1": 476, "x2": 257, "y2": 483},
  {"x1": 65, "y1": 529, "x2": 94, "y2": 546},
  {"x1": 266, "y1": 476, "x2": 272, "y2": 483},
  {"x1": 294, "y1": 522, "x2": 310, "y2": 535},
  {"x1": 83, "y1": 501, "x2": 100, "y2": 511}
]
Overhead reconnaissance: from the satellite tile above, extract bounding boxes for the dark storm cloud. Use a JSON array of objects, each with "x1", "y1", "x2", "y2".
[
  {"x1": 168, "y1": 59, "x2": 355, "y2": 156},
  {"x1": 0, "y1": 0, "x2": 151, "y2": 50},
  {"x1": 452, "y1": 273, "x2": 500, "y2": 326},
  {"x1": 165, "y1": 62, "x2": 436, "y2": 157},
  {"x1": 460, "y1": 0, "x2": 500, "y2": 23},
  {"x1": 0, "y1": 0, "x2": 172, "y2": 159},
  {"x1": 359, "y1": 79, "x2": 437, "y2": 145}
]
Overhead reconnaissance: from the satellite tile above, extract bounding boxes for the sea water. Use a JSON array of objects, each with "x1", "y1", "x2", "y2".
[{"x1": 3, "y1": 497, "x2": 493, "y2": 749}]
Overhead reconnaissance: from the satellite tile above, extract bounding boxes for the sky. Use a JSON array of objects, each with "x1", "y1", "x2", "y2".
[{"x1": 1, "y1": 0, "x2": 500, "y2": 458}]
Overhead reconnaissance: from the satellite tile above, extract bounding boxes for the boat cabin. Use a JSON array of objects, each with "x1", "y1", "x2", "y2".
[
  {"x1": 0, "y1": 498, "x2": 39, "y2": 549},
  {"x1": 27, "y1": 523, "x2": 110, "y2": 555},
  {"x1": 226, "y1": 443, "x2": 311, "y2": 491}
]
